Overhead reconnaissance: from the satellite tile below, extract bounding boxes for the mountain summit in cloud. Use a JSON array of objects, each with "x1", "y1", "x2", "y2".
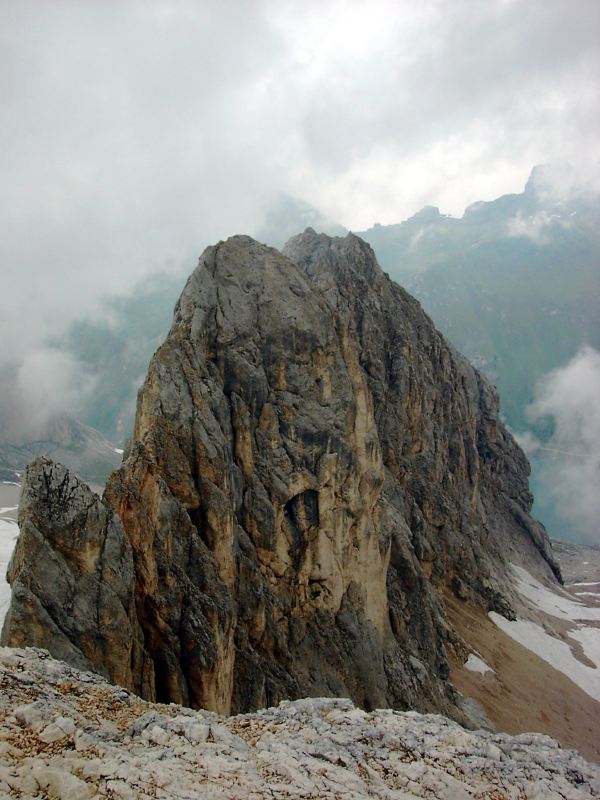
[{"x1": 3, "y1": 231, "x2": 560, "y2": 723}]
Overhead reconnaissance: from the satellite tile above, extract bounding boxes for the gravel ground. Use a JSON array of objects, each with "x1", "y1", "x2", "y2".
[{"x1": 0, "y1": 646, "x2": 599, "y2": 800}]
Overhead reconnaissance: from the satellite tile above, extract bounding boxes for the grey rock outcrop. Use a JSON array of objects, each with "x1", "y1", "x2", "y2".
[
  {"x1": 1, "y1": 457, "x2": 147, "y2": 689},
  {"x1": 1, "y1": 647, "x2": 598, "y2": 800},
  {"x1": 2, "y1": 232, "x2": 561, "y2": 722}
]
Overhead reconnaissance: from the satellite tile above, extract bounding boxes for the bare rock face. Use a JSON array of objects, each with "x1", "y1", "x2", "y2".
[
  {"x1": 1, "y1": 457, "x2": 147, "y2": 689},
  {"x1": 2, "y1": 232, "x2": 561, "y2": 721},
  {"x1": 282, "y1": 231, "x2": 560, "y2": 595}
]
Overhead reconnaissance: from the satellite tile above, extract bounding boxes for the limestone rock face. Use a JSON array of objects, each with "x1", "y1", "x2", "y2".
[
  {"x1": 1, "y1": 457, "x2": 147, "y2": 689},
  {"x1": 3, "y1": 232, "x2": 560, "y2": 721},
  {"x1": 282, "y1": 231, "x2": 560, "y2": 597}
]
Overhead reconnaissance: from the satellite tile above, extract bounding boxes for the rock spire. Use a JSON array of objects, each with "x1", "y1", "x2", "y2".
[{"x1": 2, "y1": 231, "x2": 560, "y2": 722}]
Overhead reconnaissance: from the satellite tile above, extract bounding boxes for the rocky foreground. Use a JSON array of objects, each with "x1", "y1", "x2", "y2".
[{"x1": 0, "y1": 648, "x2": 598, "y2": 800}]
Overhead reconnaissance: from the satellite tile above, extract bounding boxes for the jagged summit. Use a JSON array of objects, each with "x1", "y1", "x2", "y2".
[
  {"x1": 2, "y1": 231, "x2": 560, "y2": 726},
  {"x1": 283, "y1": 227, "x2": 382, "y2": 288}
]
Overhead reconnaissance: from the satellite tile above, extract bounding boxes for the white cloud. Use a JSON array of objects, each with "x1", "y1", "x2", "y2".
[
  {"x1": 513, "y1": 430, "x2": 541, "y2": 456},
  {"x1": 1, "y1": 0, "x2": 600, "y2": 428},
  {"x1": 506, "y1": 210, "x2": 564, "y2": 244},
  {"x1": 526, "y1": 347, "x2": 600, "y2": 545},
  {"x1": 0, "y1": 349, "x2": 96, "y2": 443}
]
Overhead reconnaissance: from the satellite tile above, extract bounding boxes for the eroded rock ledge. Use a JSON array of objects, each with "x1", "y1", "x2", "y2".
[
  {"x1": 2, "y1": 231, "x2": 561, "y2": 722},
  {"x1": 0, "y1": 647, "x2": 598, "y2": 800}
]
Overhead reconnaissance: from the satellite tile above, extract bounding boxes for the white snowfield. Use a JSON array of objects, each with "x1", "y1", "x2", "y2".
[
  {"x1": 509, "y1": 565, "x2": 600, "y2": 622},
  {"x1": 0, "y1": 518, "x2": 18, "y2": 627},
  {"x1": 489, "y1": 564, "x2": 600, "y2": 702},
  {"x1": 489, "y1": 612, "x2": 600, "y2": 702},
  {"x1": 0, "y1": 648, "x2": 598, "y2": 800}
]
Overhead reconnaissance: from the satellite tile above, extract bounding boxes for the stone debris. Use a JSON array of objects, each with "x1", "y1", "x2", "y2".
[{"x1": 0, "y1": 646, "x2": 598, "y2": 799}]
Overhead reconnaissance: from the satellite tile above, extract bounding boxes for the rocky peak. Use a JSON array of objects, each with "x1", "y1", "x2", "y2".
[
  {"x1": 2, "y1": 233, "x2": 561, "y2": 724},
  {"x1": 2, "y1": 457, "x2": 146, "y2": 689},
  {"x1": 283, "y1": 228, "x2": 379, "y2": 278}
]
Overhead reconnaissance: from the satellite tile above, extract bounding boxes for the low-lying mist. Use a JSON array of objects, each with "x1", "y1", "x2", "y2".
[{"x1": 517, "y1": 347, "x2": 600, "y2": 546}]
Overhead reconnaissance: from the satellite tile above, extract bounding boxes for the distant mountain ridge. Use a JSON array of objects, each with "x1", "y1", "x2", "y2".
[
  {"x1": 358, "y1": 165, "x2": 600, "y2": 433},
  {"x1": 0, "y1": 415, "x2": 121, "y2": 486}
]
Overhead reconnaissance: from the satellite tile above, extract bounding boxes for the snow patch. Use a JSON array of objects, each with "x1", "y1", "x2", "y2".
[
  {"x1": 511, "y1": 563, "x2": 600, "y2": 622},
  {"x1": 570, "y1": 627, "x2": 600, "y2": 680},
  {"x1": 489, "y1": 612, "x2": 600, "y2": 701},
  {"x1": 487, "y1": 564, "x2": 600, "y2": 703},
  {"x1": 114, "y1": 448, "x2": 124, "y2": 455},
  {"x1": 568, "y1": 581, "x2": 600, "y2": 588},
  {"x1": 464, "y1": 654, "x2": 494, "y2": 675}
]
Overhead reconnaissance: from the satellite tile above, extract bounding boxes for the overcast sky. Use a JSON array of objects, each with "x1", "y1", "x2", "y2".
[{"x1": 1, "y1": 0, "x2": 599, "y2": 367}]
